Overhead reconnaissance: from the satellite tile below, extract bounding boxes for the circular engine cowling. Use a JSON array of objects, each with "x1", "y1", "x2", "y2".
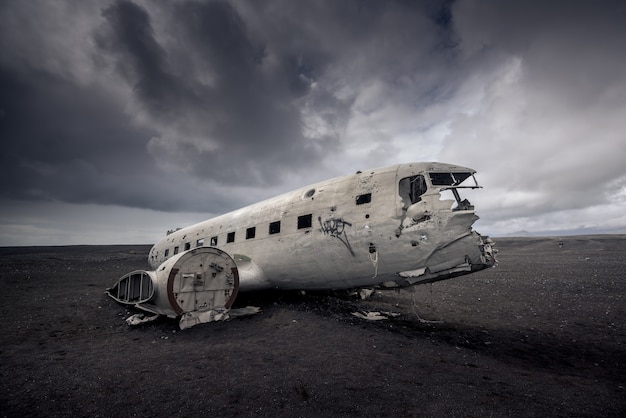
[{"x1": 107, "y1": 247, "x2": 239, "y2": 318}]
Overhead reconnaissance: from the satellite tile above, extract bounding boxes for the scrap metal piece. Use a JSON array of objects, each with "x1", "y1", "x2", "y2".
[
  {"x1": 351, "y1": 311, "x2": 401, "y2": 321},
  {"x1": 179, "y1": 308, "x2": 230, "y2": 330},
  {"x1": 126, "y1": 313, "x2": 159, "y2": 326},
  {"x1": 178, "y1": 306, "x2": 262, "y2": 329}
]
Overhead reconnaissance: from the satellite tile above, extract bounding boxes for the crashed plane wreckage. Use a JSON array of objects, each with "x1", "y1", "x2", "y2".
[{"x1": 107, "y1": 162, "x2": 497, "y2": 329}]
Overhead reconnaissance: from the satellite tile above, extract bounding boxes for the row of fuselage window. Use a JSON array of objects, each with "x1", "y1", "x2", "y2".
[
  {"x1": 162, "y1": 213, "x2": 315, "y2": 258},
  {"x1": 162, "y1": 191, "x2": 374, "y2": 258}
]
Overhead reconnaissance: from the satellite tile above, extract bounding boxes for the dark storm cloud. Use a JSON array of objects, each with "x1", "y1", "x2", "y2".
[
  {"x1": 0, "y1": 1, "x2": 187, "y2": 211},
  {"x1": 0, "y1": 65, "x2": 182, "y2": 210},
  {"x1": 94, "y1": 0, "x2": 191, "y2": 117},
  {"x1": 0, "y1": 62, "x2": 244, "y2": 213},
  {"x1": 0, "y1": 67, "x2": 132, "y2": 198},
  {"x1": 93, "y1": 0, "x2": 343, "y2": 187}
]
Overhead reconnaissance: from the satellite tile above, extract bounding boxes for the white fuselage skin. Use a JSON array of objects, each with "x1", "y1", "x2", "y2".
[{"x1": 147, "y1": 162, "x2": 495, "y2": 292}]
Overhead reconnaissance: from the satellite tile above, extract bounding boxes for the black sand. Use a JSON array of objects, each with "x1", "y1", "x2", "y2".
[{"x1": 1, "y1": 236, "x2": 624, "y2": 416}]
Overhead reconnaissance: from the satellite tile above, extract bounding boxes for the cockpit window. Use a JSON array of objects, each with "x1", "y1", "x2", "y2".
[
  {"x1": 399, "y1": 175, "x2": 427, "y2": 207},
  {"x1": 429, "y1": 172, "x2": 473, "y2": 186},
  {"x1": 430, "y1": 172, "x2": 478, "y2": 211}
]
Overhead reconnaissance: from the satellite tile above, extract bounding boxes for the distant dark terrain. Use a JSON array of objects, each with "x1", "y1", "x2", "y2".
[{"x1": 1, "y1": 236, "x2": 624, "y2": 416}]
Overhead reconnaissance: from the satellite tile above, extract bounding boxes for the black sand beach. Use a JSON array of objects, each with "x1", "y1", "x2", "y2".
[{"x1": 1, "y1": 236, "x2": 624, "y2": 416}]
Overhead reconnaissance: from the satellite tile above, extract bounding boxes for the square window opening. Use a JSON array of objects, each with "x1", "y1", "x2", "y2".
[
  {"x1": 269, "y1": 221, "x2": 281, "y2": 234},
  {"x1": 356, "y1": 193, "x2": 372, "y2": 205},
  {"x1": 298, "y1": 214, "x2": 313, "y2": 229}
]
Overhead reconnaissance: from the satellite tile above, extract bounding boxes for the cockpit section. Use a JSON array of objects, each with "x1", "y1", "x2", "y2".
[
  {"x1": 396, "y1": 168, "x2": 483, "y2": 234},
  {"x1": 394, "y1": 165, "x2": 496, "y2": 285},
  {"x1": 398, "y1": 170, "x2": 480, "y2": 213}
]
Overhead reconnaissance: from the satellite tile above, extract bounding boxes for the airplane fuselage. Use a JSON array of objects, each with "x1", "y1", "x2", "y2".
[{"x1": 147, "y1": 162, "x2": 496, "y2": 291}]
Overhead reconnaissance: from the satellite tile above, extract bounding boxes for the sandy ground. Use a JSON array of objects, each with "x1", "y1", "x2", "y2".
[{"x1": 1, "y1": 235, "x2": 624, "y2": 417}]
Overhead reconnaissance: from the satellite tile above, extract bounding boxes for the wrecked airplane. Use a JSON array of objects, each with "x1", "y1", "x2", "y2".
[{"x1": 107, "y1": 162, "x2": 497, "y2": 328}]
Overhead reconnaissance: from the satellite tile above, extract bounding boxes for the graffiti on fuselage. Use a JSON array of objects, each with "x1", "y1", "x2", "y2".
[{"x1": 318, "y1": 217, "x2": 355, "y2": 256}]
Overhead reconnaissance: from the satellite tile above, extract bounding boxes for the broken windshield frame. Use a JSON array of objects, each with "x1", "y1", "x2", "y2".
[
  {"x1": 429, "y1": 172, "x2": 480, "y2": 189},
  {"x1": 429, "y1": 172, "x2": 480, "y2": 211}
]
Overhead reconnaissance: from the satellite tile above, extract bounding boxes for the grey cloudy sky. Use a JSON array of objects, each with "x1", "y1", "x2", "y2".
[{"x1": 1, "y1": 0, "x2": 625, "y2": 246}]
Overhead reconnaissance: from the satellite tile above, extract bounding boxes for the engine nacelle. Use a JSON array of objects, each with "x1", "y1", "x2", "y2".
[{"x1": 106, "y1": 247, "x2": 239, "y2": 320}]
